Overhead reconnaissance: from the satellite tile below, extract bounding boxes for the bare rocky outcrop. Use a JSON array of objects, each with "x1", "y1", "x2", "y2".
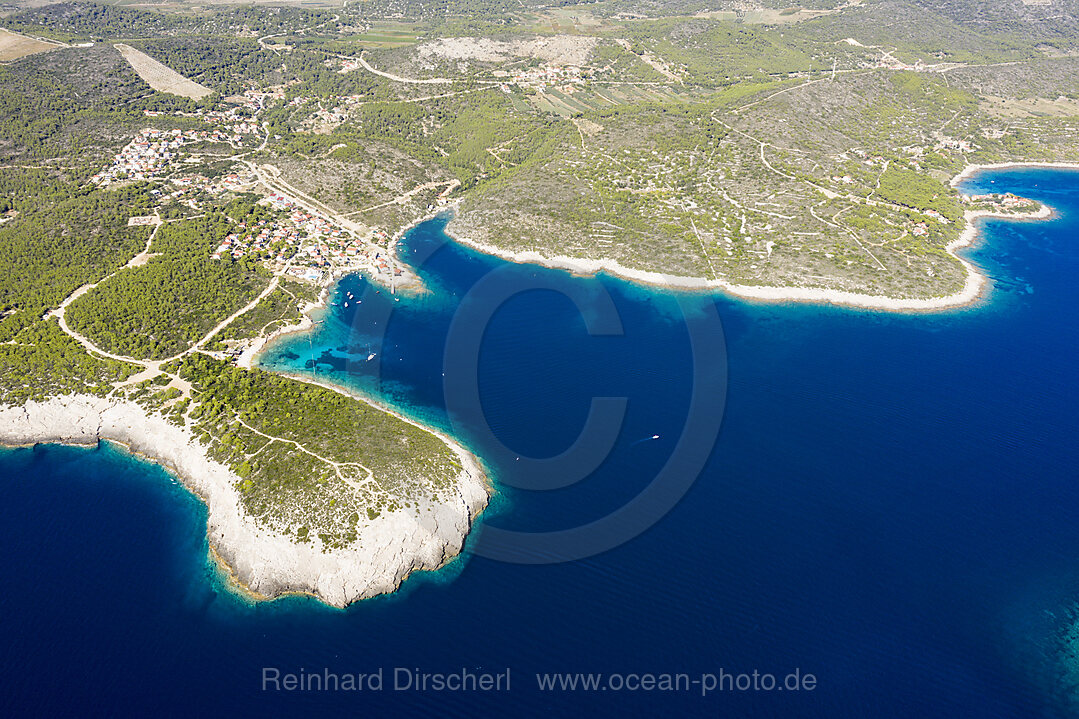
[{"x1": 416, "y1": 35, "x2": 598, "y2": 67}]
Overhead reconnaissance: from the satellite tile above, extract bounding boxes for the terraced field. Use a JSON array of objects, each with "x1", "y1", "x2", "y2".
[
  {"x1": 115, "y1": 43, "x2": 212, "y2": 99},
  {"x1": 529, "y1": 84, "x2": 696, "y2": 116}
]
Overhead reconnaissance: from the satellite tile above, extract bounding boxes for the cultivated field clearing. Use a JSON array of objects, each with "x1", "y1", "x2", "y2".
[
  {"x1": 0, "y1": 29, "x2": 63, "y2": 62},
  {"x1": 115, "y1": 43, "x2": 213, "y2": 99},
  {"x1": 982, "y1": 94, "x2": 1079, "y2": 118},
  {"x1": 528, "y1": 84, "x2": 694, "y2": 116},
  {"x1": 693, "y1": 6, "x2": 836, "y2": 24}
]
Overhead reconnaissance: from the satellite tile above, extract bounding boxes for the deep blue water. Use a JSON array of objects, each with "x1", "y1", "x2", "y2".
[{"x1": 3, "y1": 168, "x2": 1079, "y2": 717}]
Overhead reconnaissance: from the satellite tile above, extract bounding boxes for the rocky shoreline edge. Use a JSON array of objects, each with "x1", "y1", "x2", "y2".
[
  {"x1": 0, "y1": 395, "x2": 488, "y2": 608},
  {"x1": 437, "y1": 162, "x2": 1069, "y2": 313}
]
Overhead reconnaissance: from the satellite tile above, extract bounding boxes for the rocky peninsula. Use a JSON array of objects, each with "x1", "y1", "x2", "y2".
[{"x1": 0, "y1": 394, "x2": 488, "y2": 607}]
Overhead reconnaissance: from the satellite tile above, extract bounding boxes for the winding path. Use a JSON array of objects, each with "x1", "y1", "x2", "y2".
[
  {"x1": 233, "y1": 415, "x2": 374, "y2": 491},
  {"x1": 47, "y1": 218, "x2": 291, "y2": 395},
  {"x1": 354, "y1": 51, "x2": 453, "y2": 85},
  {"x1": 345, "y1": 179, "x2": 460, "y2": 215}
]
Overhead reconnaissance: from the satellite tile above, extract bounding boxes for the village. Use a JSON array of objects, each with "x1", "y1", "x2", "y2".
[
  {"x1": 89, "y1": 85, "x2": 415, "y2": 298},
  {"x1": 144, "y1": 99, "x2": 264, "y2": 135},
  {"x1": 302, "y1": 93, "x2": 367, "y2": 133},
  {"x1": 90, "y1": 123, "x2": 260, "y2": 186},
  {"x1": 212, "y1": 191, "x2": 406, "y2": 289},
  {"x1": 494, "y1": 63, "x2": 590, "y2": 92},
  {"x1": 90, "y1": 87, "x2": 279, "y2": 187},
  {"x1": 963, "y1": 191, "x2": 1043, "y2": 215}
]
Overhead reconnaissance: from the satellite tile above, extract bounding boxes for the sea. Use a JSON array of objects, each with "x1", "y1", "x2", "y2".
[{"x1": 2, "y1": 167, "x2": 1079, "y2": 717}]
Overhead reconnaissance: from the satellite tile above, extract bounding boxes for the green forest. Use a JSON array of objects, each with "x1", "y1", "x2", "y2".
[
  {"x1": 65, "y1": 215, "x2": 271, "y2": 360},
  {"x1": 0, "y1": 320, "x2": 141, "y2": 403},
  {"x1": 0, "y1": 174, "x2": 155, "y2": 339}
]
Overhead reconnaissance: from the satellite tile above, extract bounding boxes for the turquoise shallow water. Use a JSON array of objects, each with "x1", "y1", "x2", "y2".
[{"x1": 3, "y1": 168, "x2": 1079, "y2": 716}]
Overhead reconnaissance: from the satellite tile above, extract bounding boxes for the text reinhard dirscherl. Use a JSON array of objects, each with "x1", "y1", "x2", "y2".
[
  {"x1": 262, "y1": 667, "x2": 511, "y2": 693},
  {"x1": 261, "y1": 667, "x2": 818, "y2": 696}
]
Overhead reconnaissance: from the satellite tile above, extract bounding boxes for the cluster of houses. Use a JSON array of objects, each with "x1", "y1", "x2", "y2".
[
  {"x1": 910, "y1": 210, "x2": 951, "y2": 236},
  {"x1": 91, "y1": 128, "x2": 234, "y2": 186},
  {"x1": 336, "y1": 57, "x2": 362, "y2": 74},
  {"x1": 233, "y1": 87, "x2": 287, "y2": 112},
  {"x1": 143, "y1": 106, "x2": 262, "y2": 140},
  {"x1": 494, "y1": 64, "x2": 590, "y2": 91},
  {"x1": 936, "y1": 137, "x2": 974, "y2": 153},
  {"x1": 965, "y1": 192, "x2": 1037, "y2": 212},
  {"x1": 967, "y1": 193, "x2": 1024, "y2": 207},
  {"x1": 210, "y1": 194, "x2": 405, "y2": 286},
  {"x1": 876, "y1": 56, "x2": 929, "y2": 72},
  {"x1": 911, "y1": 221, "x2": 931, "y2": 236},
  {"x1": 161, "y1": 176, "x2": 224, "y2": 212},
  {"x1": 205, "y1": 114, "x2": 261, "y2": 137},
  {"x1": 219, "y1": 172, "x2": 257, "y2": 191},
  {"x1": 310, "y1": 104, "x2": 351, "y2": 129},
  {"x1": 300, "y1": 94, "x2": 369, "y2": 131},
  {"x1": 211, "y1": 215, "x2": 305, "y2": 262}
]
